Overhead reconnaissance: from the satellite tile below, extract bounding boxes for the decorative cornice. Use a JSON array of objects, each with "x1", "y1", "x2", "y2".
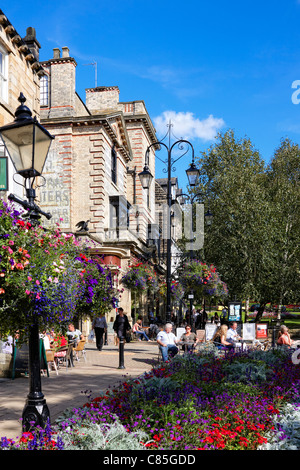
[
  {"x1": 0, "y1": 9, "x2": 45, "y2": 77},
  {"x1": 41, "y1": 114, "x2": 132, "y2": 162}
]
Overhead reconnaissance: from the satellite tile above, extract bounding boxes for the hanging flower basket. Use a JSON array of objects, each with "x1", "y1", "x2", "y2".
[
  {"x1": 159, "y1": 279, "x2": 184, "y2": 301},
  {"x1": 121, "y1": 262, "x2": 158, "y2": 294},
  {"x1": 0, "y1": 199, "x2": 118, "y2": 339},
  {"x1": 180, "y1": 260, "x2": 228, "y2": 301}
]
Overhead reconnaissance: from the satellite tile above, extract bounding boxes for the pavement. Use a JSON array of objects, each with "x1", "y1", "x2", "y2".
[{"x1": 0, "y1": 337, "x2": 159, "y2": 440}]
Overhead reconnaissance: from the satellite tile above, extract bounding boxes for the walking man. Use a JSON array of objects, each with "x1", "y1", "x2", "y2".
[{"x1": 92, "y1": 313, "x2": 107, "y2": 351}]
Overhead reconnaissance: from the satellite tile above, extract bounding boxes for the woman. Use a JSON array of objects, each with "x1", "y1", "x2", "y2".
[
  {"x1": 180, "y1": 325, "x2": 199, "y2": 352},
  {"x1": 277, "y1": 325, "x2": 294, "y2": 348},
  {"x1": 212, "y1": 324, "x2": 234, "y2": 350},
  {"x1": 132, "y1": 318, "x2": 151, "y2": 341}
]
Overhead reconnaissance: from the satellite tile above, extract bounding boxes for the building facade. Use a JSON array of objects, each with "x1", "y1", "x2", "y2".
[
  {"x1": 39, "y1": 47, "x2": 160, "y2": 326},
  {"x1": 0, "y1": 10, "x2": 45, "y2": 201},
  {"x1": 0, "y1": 10, "x2": 45, "y2": 376}
]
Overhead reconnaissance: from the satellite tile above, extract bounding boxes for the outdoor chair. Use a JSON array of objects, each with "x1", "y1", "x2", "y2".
[
  {"x1": 196, "y1": 329, "x2": 206, "y2": 343},
  {"x1": 45, "y1": 349, "x2": 58, "y2": 375},
  {"x1": 73, "y1": 339, "x2": 87, "y2": 362},
  {"x1": 61, "y1": 343, "x2": 75, "y2": 369}
]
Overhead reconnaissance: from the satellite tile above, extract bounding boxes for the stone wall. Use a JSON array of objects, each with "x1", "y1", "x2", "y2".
[{"x1": 0, "y1": 11, "x2": 44, "y2": 200}]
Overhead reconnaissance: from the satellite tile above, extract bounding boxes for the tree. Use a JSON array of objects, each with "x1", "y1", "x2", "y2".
[
  {"x1": 261, "y1": 138, "x2": 300, "y2": 317},
  {"x1": 193, "y1": 130, "x2": 271, "y2": 314},
  {"x1": 192, "y1": 131, "x2": 300, "y2": 321}
]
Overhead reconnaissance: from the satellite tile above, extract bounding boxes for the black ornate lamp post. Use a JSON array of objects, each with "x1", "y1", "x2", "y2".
[
  {"x1": 139, "y1": 124, "x2": 200, "y2": 324},
  {"x1": 0, "y1": 93, "x2": 54, "y2": 430}
]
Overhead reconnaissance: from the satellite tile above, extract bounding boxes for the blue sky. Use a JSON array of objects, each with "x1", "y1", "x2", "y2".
[{"x1": 3, "y1": 0, "x2": 300, "y2": 188}]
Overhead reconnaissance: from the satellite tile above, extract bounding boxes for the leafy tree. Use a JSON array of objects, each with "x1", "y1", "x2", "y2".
[
  {"x1": 192, "y1": 130, "x2": 271, "y2": 315},
  {"x1": 192, "y1": 131, "x2": 300, "y2": 321},
  {"x1": 262, "y1": 138, "x2": 300, "y2": 317}
]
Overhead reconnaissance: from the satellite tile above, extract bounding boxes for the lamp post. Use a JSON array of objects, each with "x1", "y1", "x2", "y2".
[
  {"x1": 139, "y1": 127, "x2": 200, "y2": 324},
  {"x1": 180, "y1": 191, "x2": 213, "y2": 328},
  {"x1": 0, "y1": 93, "x2": 54, "y2": 431}
]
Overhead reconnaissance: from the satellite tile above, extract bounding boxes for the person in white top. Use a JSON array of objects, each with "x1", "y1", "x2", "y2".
[
  {"x1": 226, "y1": 322, "x2": 242, "y2": 347},
  {"x1": 156, "y1": 323, "x2": 179, "y2": 362}
]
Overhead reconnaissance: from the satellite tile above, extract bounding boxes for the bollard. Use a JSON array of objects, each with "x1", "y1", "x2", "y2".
[{"x1": 118, "y1": 336, "x2": 125, "y2": 369}]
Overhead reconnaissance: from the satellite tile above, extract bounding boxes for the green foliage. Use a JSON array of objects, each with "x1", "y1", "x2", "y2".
[{"x1": 193, "y1": 130, "x2": 300, "y2": 309}]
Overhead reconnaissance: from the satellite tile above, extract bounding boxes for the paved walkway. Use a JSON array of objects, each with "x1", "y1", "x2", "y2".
[{"x1": 0, "y1": 338, "x2": 159, "y2": 440}]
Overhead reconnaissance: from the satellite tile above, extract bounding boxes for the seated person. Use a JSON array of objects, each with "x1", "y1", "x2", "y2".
[
  {"x1": 180, "y1": 325, "x2": 199, "y2": 352},
  {"x1": 66, "y1": 324, "x2": 83, "y2": 345},
  {"x1": 226, "y1": 322, "x2": 242, "y2": 347},
  {"x1": 132, "y1": 319, "x2": 151, "y2": 342},
  {"x1": 212, "y1": 325, "x2": 234, "y2": 350},
  {"x1": 277, "y1": 325, "x2": 294, "y2": 348},
  {"x1": 156, "y1": 323, "x2": 179, "y2": 362}
]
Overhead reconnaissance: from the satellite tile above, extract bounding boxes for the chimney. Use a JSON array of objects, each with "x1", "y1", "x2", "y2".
[
  {"x1": 53, "y1": 48, "x2": 61, "y2": 59},
  {"x1": 23, "y1": 27, "x2": 41, "y2": 60},
  {"x1": 62, "y1": 46, "x2": 70, "y2": 58}
]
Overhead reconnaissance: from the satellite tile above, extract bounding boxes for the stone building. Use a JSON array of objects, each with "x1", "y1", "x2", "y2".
[
  {"x1": 38, "y1": 47, "x2": 160, "y2": 328},
  {"x1": 0, "y1": 10, "x2": 45, "y2": 376},
  {"x1": 0, "y1": 9, "x2": 45, "y2": 201}
]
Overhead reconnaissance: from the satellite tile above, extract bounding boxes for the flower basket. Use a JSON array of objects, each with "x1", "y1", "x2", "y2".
[{"x1": 121, "y1": 263, "x2": 158, "y2": 294}]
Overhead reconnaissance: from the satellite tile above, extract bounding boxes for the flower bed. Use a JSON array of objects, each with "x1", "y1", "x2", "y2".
[{"x1": 1, "y1": 347, "x2": 299, "y2": 450}]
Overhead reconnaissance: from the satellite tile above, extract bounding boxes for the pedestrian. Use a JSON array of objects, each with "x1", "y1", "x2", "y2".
[
  {"x1": 113, "y1": 307, "x2": 131, "y2": 346},
  {"x1": 92, "y1": 313, "x2": 107, "y2": 351}
]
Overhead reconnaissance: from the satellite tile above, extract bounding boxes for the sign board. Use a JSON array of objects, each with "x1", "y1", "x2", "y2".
[
  {"x1": 12, "y1": 343, "x2": 29, "y2": 379},
  {"x1": 205, "y1": 323, "x2": 217, "y2": 341},
  {"x1": 176, "y1": 328, "x2": 186, "y2": 340},
  {"x1": 243, "y1": 323, "x2": 256, "y2": 341},
  {"x1": 12, "y1": 340, "x2": 48, "y2": 379},
  {"x1": 256, "y1": 323, "x2": 268, "y2": 339},
  {"x1": 228, "y1": 302, "x2": 242, "y2": 322},
  {"x1": 0, "y1": 157, "x2": 8, "y2": 191}
]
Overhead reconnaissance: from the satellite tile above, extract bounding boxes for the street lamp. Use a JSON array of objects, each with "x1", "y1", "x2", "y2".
[
  {"x1": 0, "y1": 93, "x2": 54, "y2": 431},
  {"x1": 180, "y1": 192, "x2": 213, "y2": 326},
  {"x1": 139, "y1": 128, "x2": 200, "y2": 324},
  {"x1": 0, "y1": 93, "x2": 53, "y2": 224}
]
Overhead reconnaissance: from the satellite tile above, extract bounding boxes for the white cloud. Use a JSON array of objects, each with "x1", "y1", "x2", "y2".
[{"x1": 154, "y1": 110, "x2": 225, "y2": 142}]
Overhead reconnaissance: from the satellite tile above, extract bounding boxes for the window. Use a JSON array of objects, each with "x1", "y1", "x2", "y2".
[
  {"x1": 109, "y1": 195, "x2": 131, "y2": 236},
  {"x1": 40, "y1": 75, "x2": 49, "y2": 106},
  {"x1": 0, "y1": 46, "x2": 8, "y2": 102},
  {"x1": 111, "y1": 145, "x2": 117, "y2": 184}
]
